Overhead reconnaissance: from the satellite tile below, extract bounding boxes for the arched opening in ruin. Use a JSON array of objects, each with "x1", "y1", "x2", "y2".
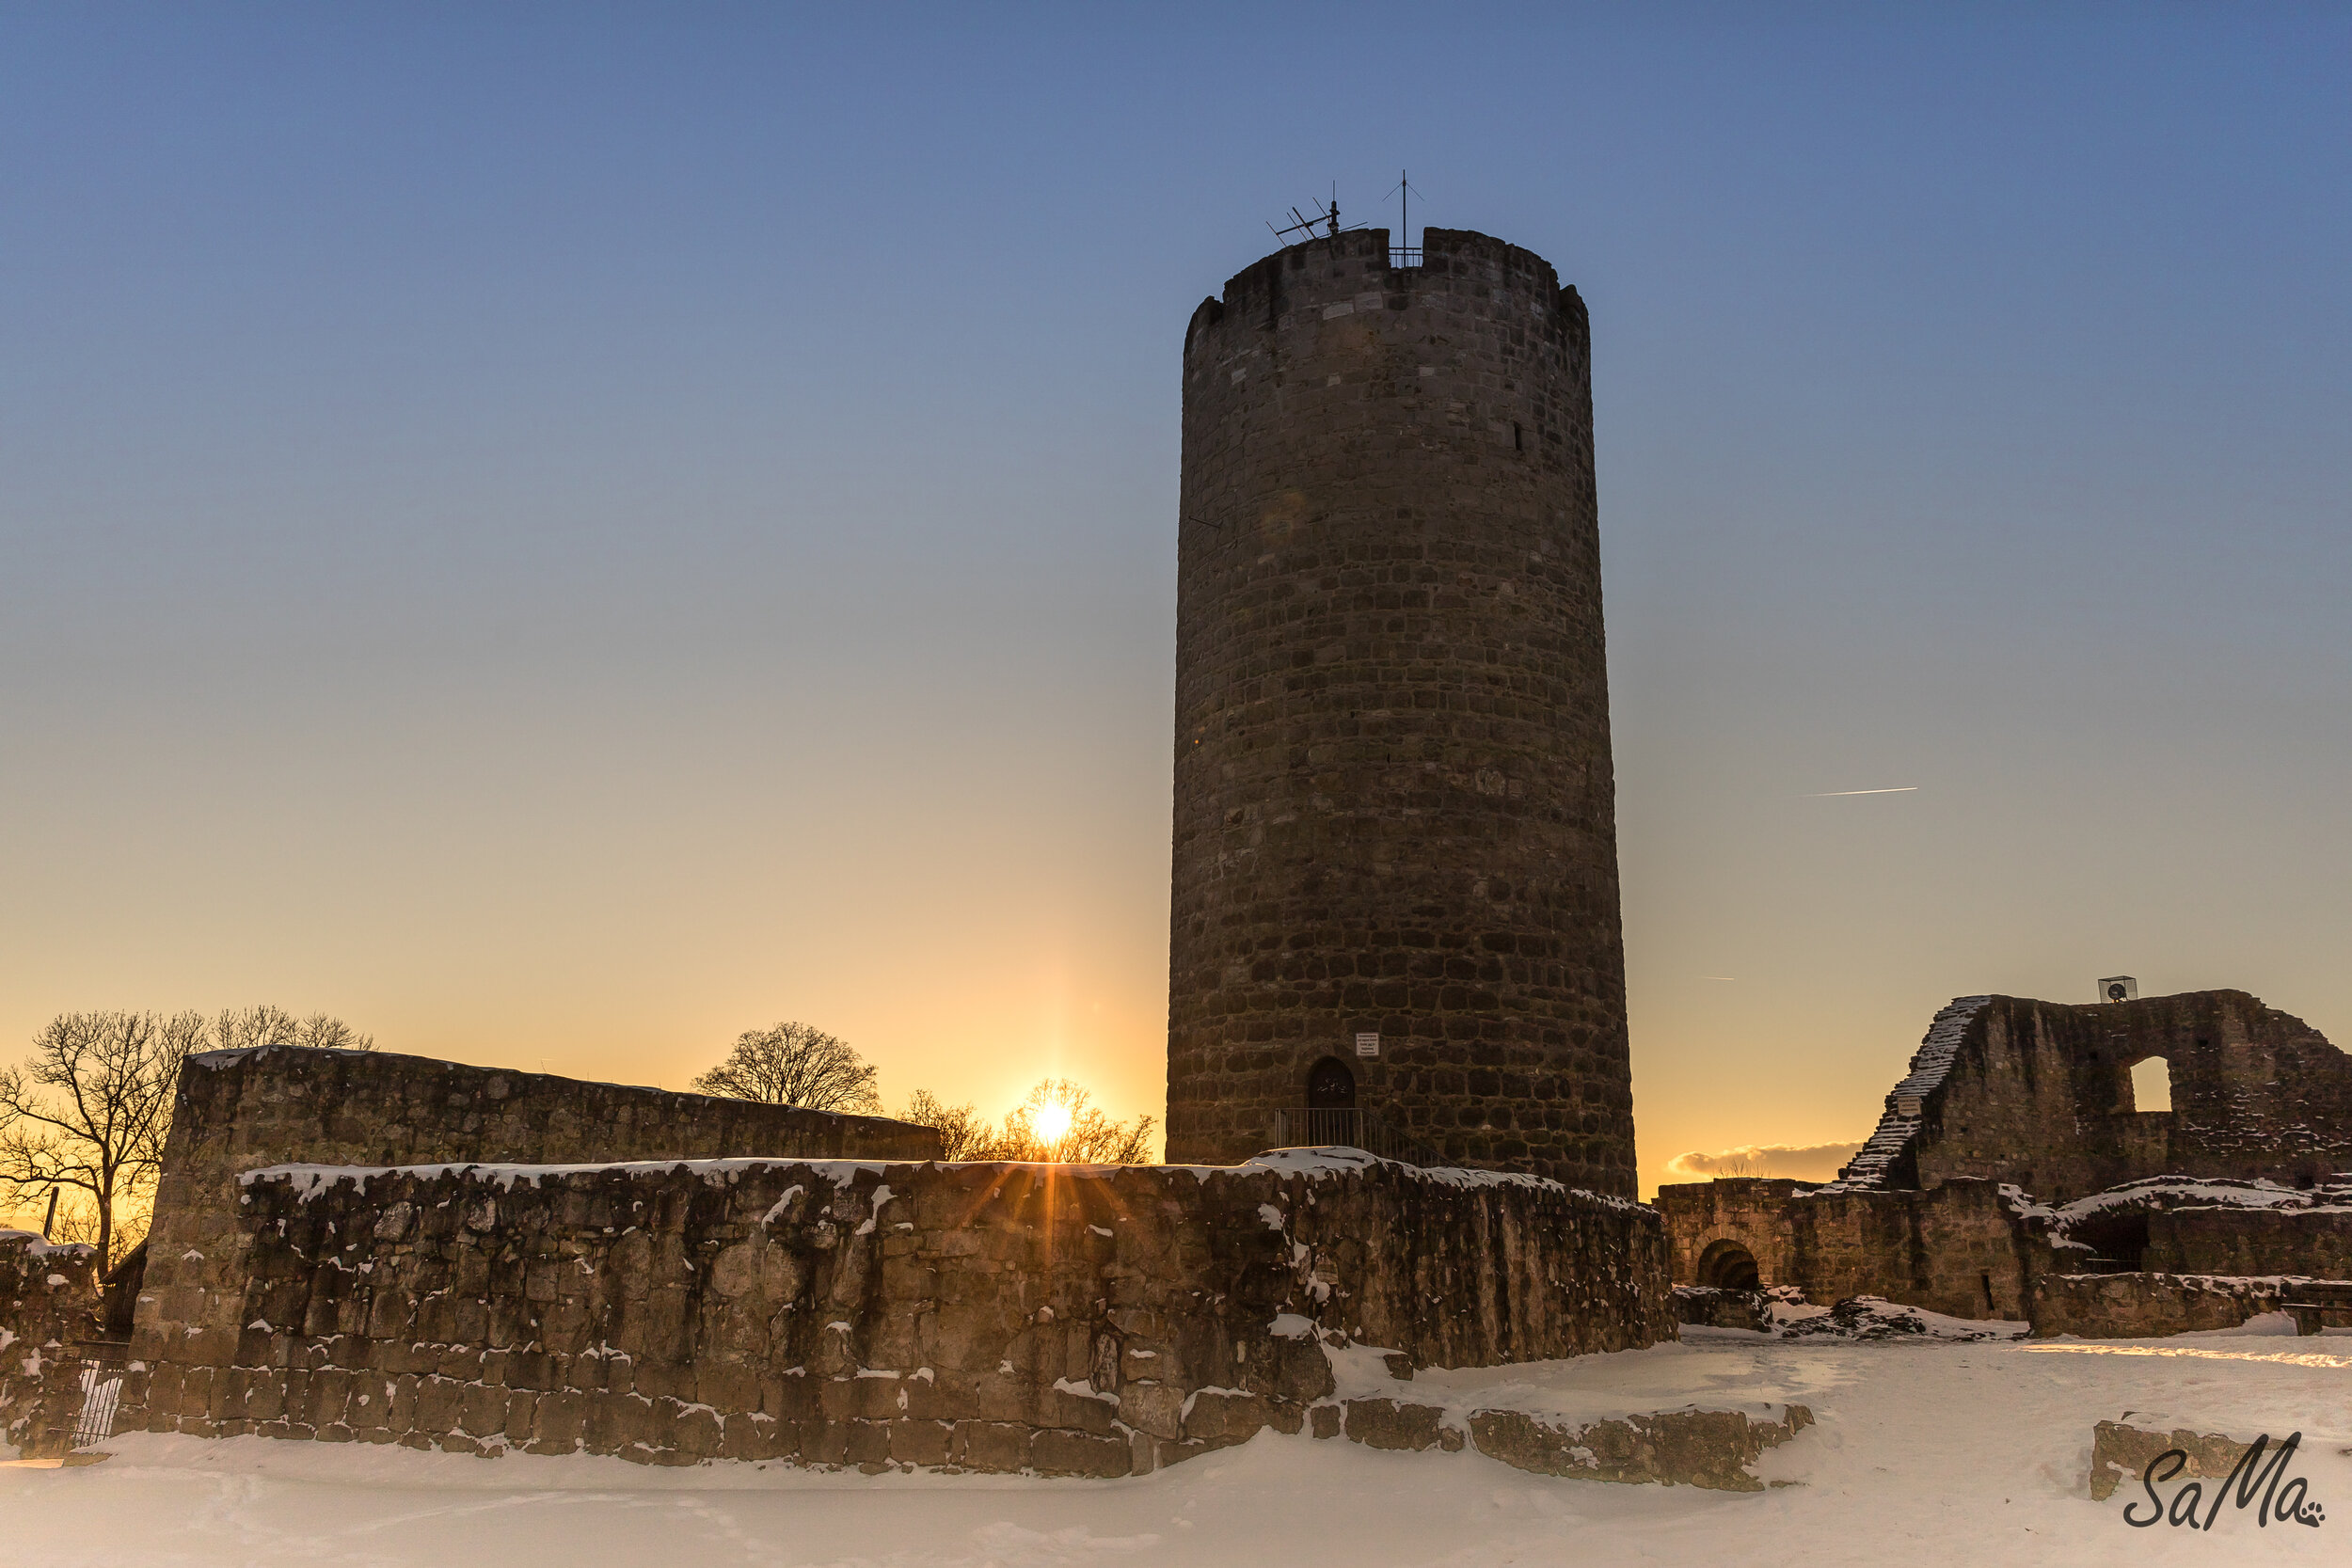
[
  {"x1": 1306, "y1": 1055, "x2": 1357, "y2": 1110},
  {"x1": 2129, "y1": 1055, "x2": 2172, "y2": 1114},
  {"x1": 1695, "y1": 1238, "x2": 1761, "y2": 1291}
]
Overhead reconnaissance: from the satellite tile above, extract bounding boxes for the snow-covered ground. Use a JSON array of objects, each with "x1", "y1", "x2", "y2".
[{"x1": 7, "y1": 1324, "x2": 2348, "y2": 1567}]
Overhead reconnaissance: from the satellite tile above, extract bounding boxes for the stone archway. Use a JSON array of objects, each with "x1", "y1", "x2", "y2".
[
  {"x1": 1695, "y1": 1237, "x2": 1762, "y2": 1291},
  {"x1": 1297, "y1": 1055, "x2": 1359, "y2": 1147},
  {"x1": 1306, "y1": 1055, "x2": 1357, "y2": 1110}
]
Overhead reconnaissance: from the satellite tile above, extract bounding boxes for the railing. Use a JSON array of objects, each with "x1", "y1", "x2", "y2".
[
  {"x1": 1266, "y1": 1107, "x2": 1450, "y2": 1168},
  {"x1": 1390, "y1": 246, "x2": 1422, "y2": 268},
  {"x1": 51, "y1": 1338, "x2": 129, "y2": 1452}
]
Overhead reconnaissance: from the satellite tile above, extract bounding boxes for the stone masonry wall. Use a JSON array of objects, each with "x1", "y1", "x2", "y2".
[
  {"x1": 126, "y1": 1152, "x2": 1669, "y2": 1473},
  {"x1": 135, "y1": 1047, "x2": 942, "y2": 1379},
  {"x1": 1168, "y1": 227, "x2": 1633, "y2": 1194},
  {"x1": 2028, "y1": 1272, "x2": 2299, "y2": 1338},
  {"x1": 1861, "y1": 991, "x2": 2352, "y2": 1202},
  {"x1": 0, "y1": 1229, "x2": 102, "y2": 1455},
  {"x1": 1654, "y1": 1179, "x2": 1806, "y2": 1291},
  {"x1": 1656, "y1": 1178, "x2": 2034, "y2": 1320},
  {"x1": 2147, "y1": 1207, "x2": 2352, "y2": 1281}
]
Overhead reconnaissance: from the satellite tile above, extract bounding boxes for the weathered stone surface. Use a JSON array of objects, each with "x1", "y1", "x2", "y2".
[
  {"x1": 1855, "y1": 991, "x2": 2352, "y2": 1201},
  {"x1": 122, "y1": 1149, "x2": 1667, "y2": 1472},
  {"x1": 1469, "y1": 1404, "x2": 1814, "y2": 1493},
  {"x1": 1341, "y1": 1398, "x2": 1456, "y2": 1452},
  {"x1": 1658, "y1": 1176, "x2": 2032, "y2": 1321},
  {"x1": 2089, "y1": 1419, "x2": 2257, "y2": 1503},
  {"x1": 0, "y1": 1230, "x2": 102, "y2": 1457},
  {"x1": 1657, "y1": 989, "x2": 2352, "y2": 1323},
  {"x1": 1167, "y1": 227, "x2": 1634, "y2": 1196},
  {"x1": 2030, "y1": 1273, "x2": 2298, "y2": 1339},
  {"x1": 131, "y1": 1045, "x2": 941, "y2": 1387},
  {"x1": 2149, "y1": 1207, "x2": 2352, "y2": 1280},
  {"x1": 1671, "y1": 1285, "x2": 1769, "y2": 1333}
]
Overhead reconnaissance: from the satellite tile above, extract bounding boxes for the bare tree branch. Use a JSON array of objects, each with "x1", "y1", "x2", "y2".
[
  {"x1": 898, "y1": 1090, "x2": 995, "y2": 1161},
  {"x1": 0, "y1": 1010, "x2": 201, "y2": 1267},
  {"x1": 691, "y1": 1022, "x2": 882, "y2": 1115},
  {"x1": 210, "y1": 1006, "x2": 375, "y2": 1053}
]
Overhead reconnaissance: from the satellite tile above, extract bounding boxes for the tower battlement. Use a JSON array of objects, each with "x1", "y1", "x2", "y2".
[{"x1": 1186, "y1": 228, "x2": 1581, "y2": 353}]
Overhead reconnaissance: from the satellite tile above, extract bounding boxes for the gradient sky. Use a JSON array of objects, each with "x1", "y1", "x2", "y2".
[{"x1": 4, "y1": 5, "x2": 2346, "y2": 1196}]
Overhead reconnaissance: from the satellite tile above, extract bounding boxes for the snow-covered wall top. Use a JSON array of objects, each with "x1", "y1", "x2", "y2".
[
  {"x1": 230, "y1": 1146, "x2": 1647, "y2": 1212},
  {"x1": 135, "y1": 1041, "x2": 944, "y2": 1382},
  {"x1": 1822, "y1": 996, "x2": 1992, "y2": 1192},
  {"x1": 128, "y1": 1147, "x2": 1672, "y2": 1474}
]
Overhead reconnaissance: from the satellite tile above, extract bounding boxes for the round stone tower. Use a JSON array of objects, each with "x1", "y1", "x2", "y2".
[{"x1": 1166, "y1": 226, "x2": 1634, "y2": 1196}]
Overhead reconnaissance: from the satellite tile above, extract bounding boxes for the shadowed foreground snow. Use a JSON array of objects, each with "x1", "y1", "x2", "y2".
[{"x1": 5, "y1": 1328, "x2": 2347, "y2": 1567}]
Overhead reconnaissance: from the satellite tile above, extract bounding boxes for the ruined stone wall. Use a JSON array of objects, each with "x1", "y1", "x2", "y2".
[
  {"x1": 1863, "y1": 991, "x2": 2352, "y2": 1202},
  {"x1": 125, "y1": 1153, "x2": 1668, "y2": 1473},
  {"x1": 1168, "y1": 227, "x2": 1633, "y2": 1194},
  {"x1": 1654, "y1": 1179, "x2": 1806, "y2": 1291},
  {"x1": 0, "y1": 1230, "x2": 101, "y2": 1455},
  {"x1": 2146, "y1": 1207, "x2": 2352, "y2": 1281},
  {"x1": 1657, "y1": 1178, "x2": 2033, "y2": 1320},
  {"x1": 2028, "y1": 1272, "x2": 2298, "y2": 1338},
  {"x1": 135, "y1": 1047, "x2": 942, "y2": 1379}
]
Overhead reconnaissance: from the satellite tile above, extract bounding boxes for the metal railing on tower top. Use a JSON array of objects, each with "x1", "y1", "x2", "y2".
[{"x1": 1266, "y1": 1107, "x2": 1449, "y2": 1168}]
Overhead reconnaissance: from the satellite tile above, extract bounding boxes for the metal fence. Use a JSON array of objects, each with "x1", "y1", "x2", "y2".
[
  {"x1": 1266, "y1": 1108, "x2": 1448, "y2": 1168},
  {"x1": 51, "y1": 1340, "x2": 128, "y2": 1452}
]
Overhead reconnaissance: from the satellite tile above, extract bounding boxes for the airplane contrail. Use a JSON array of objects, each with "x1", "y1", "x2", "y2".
[{"x1": 1804, "y1": 785, "x2": 1920, "y2": 797}]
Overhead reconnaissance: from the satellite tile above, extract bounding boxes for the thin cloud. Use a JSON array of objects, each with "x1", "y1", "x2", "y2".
[
  {"x1": 1663, "y1": 1141, "x2": 1863, "y2": 1181},
  {"x1": 1803, "y1": 785, "x2": 1920, "y2": 797}
]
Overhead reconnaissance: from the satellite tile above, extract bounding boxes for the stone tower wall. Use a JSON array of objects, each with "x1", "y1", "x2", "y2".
[{"x1": 1167, "y1": 227, "x2": 1632, "y2": 1193}]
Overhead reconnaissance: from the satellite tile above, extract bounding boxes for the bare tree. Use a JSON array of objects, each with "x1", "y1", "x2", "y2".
[
  {"x1": 209, "y1": 1005, "x2": 375, "y2": 1053},
  {"x1": 691, "y1": 1022, "x2": 882, "y2": 1115},
  {"x1": 898, "y1": 1089, "x2": 995, "y2": 1161},
  {"x1": 0, "y1": 1005, "x2": 378, "y2": 1263},
  {"x1": 983, "y1": 1079, "x2": 1156, "y2": 1164},
  {"x1": 0, "y1": 1011, "x2": 207, "y2": 1267}
]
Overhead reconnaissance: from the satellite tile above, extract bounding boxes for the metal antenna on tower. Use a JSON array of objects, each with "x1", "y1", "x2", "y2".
[
  {"x1": 1268, "y1": 183, "x2": 1363, "y2": 247},
  {"x1": 1387, "y1": 169, "x2": 1424, "y2": 266}
]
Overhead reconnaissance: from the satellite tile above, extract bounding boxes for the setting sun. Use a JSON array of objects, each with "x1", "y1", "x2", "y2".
[{"x1": 1031, "y1": 1100, "x2": 1074, "y2": 1150}]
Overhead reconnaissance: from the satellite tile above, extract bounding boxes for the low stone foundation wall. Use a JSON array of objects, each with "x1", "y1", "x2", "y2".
[
  {"x1": 2148, "y1": 1207, "x2": 2352, "y2": 1281},
  {"x1": 1672, "y1": 1284, "x2": 1770, "y2": 1333},
  {"x1": 0, "y1": 1229, "x2": 101, "y2": 1455},
  {"x1": 124, "y1": 1151, "x2": 1670, "y2": 1474},
  {"x1": 2029, "y1": 1272, "x2": 2298, "y2": 1338}
]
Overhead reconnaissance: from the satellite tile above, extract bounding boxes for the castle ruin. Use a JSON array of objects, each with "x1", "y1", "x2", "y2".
[
  {"x1": 1660, "y1": 988, "x2": 2352, "y2": 1334},
  {"x1": 0, "y1": 227, "x2": 1690, "y2": 1470}
]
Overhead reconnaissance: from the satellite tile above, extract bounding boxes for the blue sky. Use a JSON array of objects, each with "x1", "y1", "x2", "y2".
[{"x1": 4, "y1": 4, "x2": 2347, "y2": 1192}]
